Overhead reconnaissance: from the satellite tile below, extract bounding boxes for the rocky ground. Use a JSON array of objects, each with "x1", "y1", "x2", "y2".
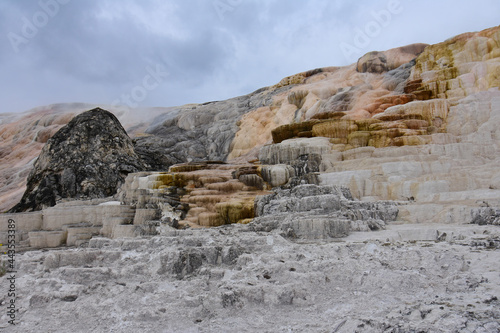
[{"x1": 1, "y1": 223, "x2": 499, "y2": 333}]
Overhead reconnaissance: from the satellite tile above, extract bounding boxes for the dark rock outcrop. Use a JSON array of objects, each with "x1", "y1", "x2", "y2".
[{"x1": 9, "y1": 108, "x2": 148, "y2": 212}]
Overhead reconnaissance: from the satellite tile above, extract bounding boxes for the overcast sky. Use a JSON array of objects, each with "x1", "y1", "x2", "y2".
[{"x1": 0, "y1": 0, "x2": 499, "y2": 113}]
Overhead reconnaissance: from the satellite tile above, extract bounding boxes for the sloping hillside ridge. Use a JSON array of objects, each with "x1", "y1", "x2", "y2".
[
  {"x1": 1, "y1": 26, "x2": 500, "y2": 333},
  {"x1": 1, "y1": 25, "x2": 500, "y2": 246}
]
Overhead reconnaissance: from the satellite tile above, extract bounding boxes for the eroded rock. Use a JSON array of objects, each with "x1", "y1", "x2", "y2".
[
  {"x1": 9, "y1": 108, "x2": 148, "y2": 212},
  {"x1": 252, "y1": 184, "x2": 398, "y2": 239}
]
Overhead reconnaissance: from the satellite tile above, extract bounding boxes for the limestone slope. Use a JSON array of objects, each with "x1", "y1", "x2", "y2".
[
  {"x1": 257, "y1": 25, "x2": 500, "y2": 226},
  {"x1": 1, "y1": 25, "x2": 500, "y2": 224},
  {"x1": 1, "y1": 25, "x2": 500, "y2": 333},
  {"x1": 0, "y1": 40, "x2": 430, "y2": 212}
]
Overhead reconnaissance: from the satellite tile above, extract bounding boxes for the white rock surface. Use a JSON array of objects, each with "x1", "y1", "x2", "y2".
[{"x1": 1, "y1": 223, "x2": 499, "y2": 332}]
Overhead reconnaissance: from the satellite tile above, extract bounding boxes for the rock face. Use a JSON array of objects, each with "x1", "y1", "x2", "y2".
[
  {"x1": 118, "y1": 161, "x2": 271, "y2": 228},
  {"x1": 134, "y1": 88, "x2": 288, "y2": 170},
  {"x1": 356, "y1": 43, "x2": 428, "y2": 74},
  {"x1": 255, "y1": 25, "x2": 500, "y2": 228},
  {"x1": 409, "y1": 26, "x2": 500, "y2": 100},
  {"x1": 2, "y1": 26, "x2": 500, "y2": 333},
  {"x1": 1, "y1": 27, "x2": 499, "y2": 215},
  {"x1": 2, "y1": 25, "x2": 499, "y2": 226},
  {"x1": 9, "y1": 108, "x2": 148, "y2": 212}
]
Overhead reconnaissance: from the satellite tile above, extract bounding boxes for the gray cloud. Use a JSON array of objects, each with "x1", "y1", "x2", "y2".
[{"x1": 1, "y1": 0, "x2": 499, "y2": 113}]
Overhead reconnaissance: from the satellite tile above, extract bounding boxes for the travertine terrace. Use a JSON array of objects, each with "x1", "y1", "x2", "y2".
[{"x1": 1, "y1": 26, "x2": 500, "y2": 332}]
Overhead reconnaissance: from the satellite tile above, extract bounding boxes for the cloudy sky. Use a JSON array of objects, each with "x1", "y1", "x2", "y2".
[{"x1": 0, "y1": 0, "x2": 499, "y2": 113}]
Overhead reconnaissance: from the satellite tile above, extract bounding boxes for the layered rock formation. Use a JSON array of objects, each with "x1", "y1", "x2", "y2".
[
  {"x1": 118, "y1": 162, "x2": 270, "y2": 228},
  {"x1": 1, "y1": 25, "x2": 499, "y2": 236},
  {"x1": 1, "y1": 25, "x2": 500, "y2": 333},
  {"x1": 252, "y1": 184, "x2": 398, "y2": 239},
  {"x1": 9, "y1": 108, "x2": 148, "y2": 212},
  {"x1": 133, "y1": 89, "x2": 285, "y2": 170},
  {"x1": 256, "y1": 26, "x2": 500, "y2": 228}
]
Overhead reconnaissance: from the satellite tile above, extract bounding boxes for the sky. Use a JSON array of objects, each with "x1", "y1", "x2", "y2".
[{"x1": 0, "y1": 0, "x2": 499, "y2": 113}]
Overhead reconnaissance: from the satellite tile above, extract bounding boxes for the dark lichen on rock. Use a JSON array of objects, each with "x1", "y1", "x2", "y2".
[{"x1": 10, "y1": 108, "x2": 148, "y2": 212}]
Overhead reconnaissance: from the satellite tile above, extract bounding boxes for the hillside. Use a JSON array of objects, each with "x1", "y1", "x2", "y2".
[{"x1": 0, "y1": 26, "x2": 500, "y2": 332}]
